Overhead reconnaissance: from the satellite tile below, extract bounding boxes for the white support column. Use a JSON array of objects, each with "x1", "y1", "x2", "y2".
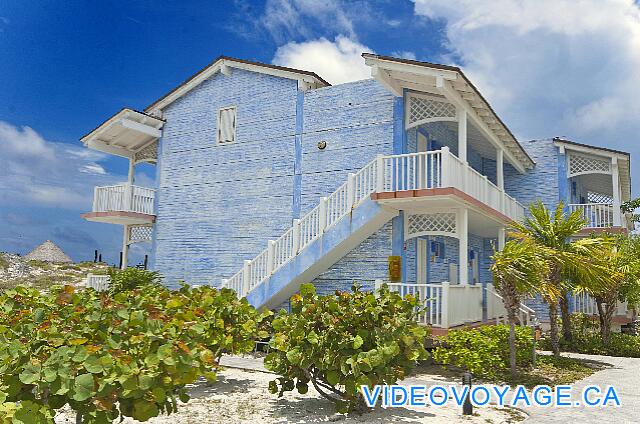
[
  {"x1": 121, "y1": 225, "x2": 129, "y2": 270},
  {"x1": 457, "y1": 108, "x2": 467, "y2": 163},
  {"x1": 127, "y1": 157, "x2": 135, "y2": 185},
  {"x1": 441, "y1": 146, "x2": 451, "y2": 187},
  {"x1": 612, "y1": 157, "x2": 621, "y2": 226},
  {"x1": 458, "y1": 208, "x2": 469, "y2": 285},
  {"x1": 496, "y1": 148, "x2": 504, "y2": 190},
  {"x1": 441, "y1": 282, "x2": 450, "y2": 328},
  {"x1": 498, "y1": 227, "x2": 506, "y2": 251}
]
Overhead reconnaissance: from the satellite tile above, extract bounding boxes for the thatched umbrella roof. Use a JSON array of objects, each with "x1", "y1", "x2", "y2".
[{"x1": 25, "y1": 240, "x2": 73, "y2": 263}]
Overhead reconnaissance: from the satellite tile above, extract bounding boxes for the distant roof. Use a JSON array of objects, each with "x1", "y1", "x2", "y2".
[
  {"x1": 145, "y1": 55, "x2": 331, "y2": 113},
  {"x1": 25, "y1": 240, "x2": 73, "y2": 264}
]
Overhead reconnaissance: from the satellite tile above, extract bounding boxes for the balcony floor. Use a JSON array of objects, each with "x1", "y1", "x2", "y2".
[
  {"x1": 372, "y1": 188, "x2": 513, "y2": 238},
  {"x1": 81, "y1": 211, "x2": 155, "y2": 225}
]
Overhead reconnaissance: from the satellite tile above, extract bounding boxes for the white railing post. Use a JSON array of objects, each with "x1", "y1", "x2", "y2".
[
  {"x1": 92, "y1": 186, "x2": 99, "y2": 211},
  {"x1": 347, "y1": 173, "x2": 356, "y2": 209},
  {"x1": 267, "y1": 240, "x2": 276, "y2": 274},
  {"x1": 440, "y1": 147, "x2": 450, "y2": 187},
  {"x1": 376, "y1": 155, "x2": 385, "y2": 192},
  {"x1": 123, "y1": 184, "x2": 133, "y2": 212},
  {"x1": 374, "y1": 279, "x2": 383, "y2": 292},
  {"x1": 441, "y1": 282, "x2": 450, "y2": 329},
  {"x1": 319, "y1": 197, "x2": 328, "y2": 232},
  {"x1": 242, "y1": 260, "x2": 251, "y2": 296},
  {"x1": 292, "y1": 219, "x2": 301, "y2": 255}
]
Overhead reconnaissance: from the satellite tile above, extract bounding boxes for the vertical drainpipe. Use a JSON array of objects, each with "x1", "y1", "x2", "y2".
[
  {"x1": 557, "y1": 144, "x2": 571, "y2": 213},
  {"x1": 292, "y1": 88, "x2": 304, "y2": 220},
  {"x1": 391, "y1": 92, "x2": 407, "y2": 283},
  {"x1": 149, "y1": 134, "x2": 164, "y2": 273}
]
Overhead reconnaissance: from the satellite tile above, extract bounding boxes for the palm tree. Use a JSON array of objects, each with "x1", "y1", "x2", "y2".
[
  {"x1": 580, "y1": 234, "x2": 640, "y2": 343},
  {"x1": 510, "y1": 201, "x2": 611, "y2": 356},
  {"x1": 491, "y1": 237, "x2": 550, "y2": 378}
]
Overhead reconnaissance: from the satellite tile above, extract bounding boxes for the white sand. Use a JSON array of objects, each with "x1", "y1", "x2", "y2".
[{"x1": 55, "y1": 367, "x2": 525, "y2": 423}]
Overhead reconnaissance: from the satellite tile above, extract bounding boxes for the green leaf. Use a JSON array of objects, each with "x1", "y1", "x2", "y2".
[
  {"x1": 19, "y1": 363, "x2": 41, "y2": 385},
  {"x1": 307, "y1": 330, "x2": 319, "y2": 345},
  {"x1": 132, "y1": 399, "x2": 159, "y2": 422},
  {"x1": 325, "y1": 370, "x2": 340, "y2": 386},
  {"x1": 299, "y1": 284, "x2": 316, "y2": 297},
  {"x1": 72, "y1": 373, "x2": 95, "y2": 402},
  {"x1": 352, "y1": 335, "x2": 364, "y2": 349}
]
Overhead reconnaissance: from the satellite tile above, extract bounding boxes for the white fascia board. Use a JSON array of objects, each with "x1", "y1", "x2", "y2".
[
  {"x1": 364, "y1": 57, "x2": 459, "y2": 82},
  {"x1": 120, "y1": 118, "x2": 162, "y2": 138},
  {"x1": 371, "y1": 65, "x2": 403, "y2": 97},
  {"x1": 87, "y1": 139, "x2": 134, "y2": 159},
  {"x1": 438, "y1": 79, "x2": 527, "y2": 174},
  {"x1": 553, "y1": 140, "x2": 629, "y2": 162}
]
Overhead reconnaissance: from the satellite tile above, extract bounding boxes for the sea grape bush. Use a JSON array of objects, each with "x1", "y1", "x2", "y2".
[
  {"x1": 432, "y1": 325, "x2": 534, "y2": 379},
  {"x1": 265, "y1": 283, "x2": 429, "y2": 413},
  {"x1": 107, "y1": 268, "x2": 162, "y2": 293},
  {"x1": 0, "y1": 284, "x2": 268, "y2": 423}
]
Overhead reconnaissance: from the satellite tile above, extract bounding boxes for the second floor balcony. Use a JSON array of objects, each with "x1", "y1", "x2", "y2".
[{"x1": 81, "y1": 183, "x2": 156, "y2": 225}]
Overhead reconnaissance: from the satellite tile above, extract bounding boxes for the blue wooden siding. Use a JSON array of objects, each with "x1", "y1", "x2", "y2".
[{"x1": 153, "y1": 69, "x2": 299, "y2": 287}]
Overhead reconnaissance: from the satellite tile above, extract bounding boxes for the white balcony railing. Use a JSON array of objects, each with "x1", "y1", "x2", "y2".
[
  {"x1": 379, "y1": 281, "x2": 535, "y2": 328},
  {"x1": 92, "y1": 184, "x2": 156, "y2": 215},
  {"x1": 84, "y1": 274, "x2": 110, "y2": 292},
  {"x1": 572, "y1": 292, "x2": 629, "y2": 317},
  {"x1": 224, "y1": 149, "x2": 525, "y2": 298},
  {"x1": 568, "y1": 203, "x2": 617, "y2": 228},
  {"x1": 379, "y1": 147, "x2": 525, "y2": 221}
]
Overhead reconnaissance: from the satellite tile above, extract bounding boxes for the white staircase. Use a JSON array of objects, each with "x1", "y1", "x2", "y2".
[{"x1": 222, "y1": 148, "x2": 525, "y2": 309}]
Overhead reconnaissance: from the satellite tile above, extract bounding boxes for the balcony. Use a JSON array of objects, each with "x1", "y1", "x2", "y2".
[
  {"x1": 569, "y1": 203, "x2": 617, "y2": 229},
  {"x1": 372, "y1": 147, "x2": 525, "y2": 223},
  {"x1": 81, "y1": 184, "x2": 156, "y2": 225}
]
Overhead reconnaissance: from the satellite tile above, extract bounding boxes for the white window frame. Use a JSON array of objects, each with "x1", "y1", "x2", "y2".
[{"x1": 216, "y1": 106, "x2": 237, "y2": 144}]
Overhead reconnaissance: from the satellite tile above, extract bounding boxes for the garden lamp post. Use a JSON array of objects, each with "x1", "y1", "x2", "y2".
[{"x1": 462, "y1": 371, "x2": 473, "y2": 415}]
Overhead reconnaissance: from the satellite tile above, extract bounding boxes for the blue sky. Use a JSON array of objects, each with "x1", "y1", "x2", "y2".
[{"x1": 1, "y1": 0, "x2": 639, "y2": 263}]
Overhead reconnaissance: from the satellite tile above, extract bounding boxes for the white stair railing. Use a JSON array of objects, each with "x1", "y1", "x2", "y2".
[
  {"x1": 486, "y1": 285, "x2": 536, "y2": 326},
  {"x1": 223, "y1": 149, "x2": 525, "y2": 299}
]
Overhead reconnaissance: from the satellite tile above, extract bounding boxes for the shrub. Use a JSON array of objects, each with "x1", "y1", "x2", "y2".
[
  {"x1": 540, "y1": 314, "x2": 640, "y2": 357},
  {"x1": 0, "y1": 284, "x2": 268, "y2": 423},
  {"x1": 0, "y1": 255, "x2": 8, "y2": 271},
  {"x1": 265, "y1": 283, "x2": 429, "y2": 413},
  {"x1": 432, "y1": 325, "x2": 534, "y2": 379},
  {"x1": 107, "y1": 268, "x2": 161, "y2": 293}
]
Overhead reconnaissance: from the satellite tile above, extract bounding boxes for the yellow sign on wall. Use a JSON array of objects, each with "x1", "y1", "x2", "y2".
[{"x1": 388, "y1": 256, "x2": 402, "y2": 282}]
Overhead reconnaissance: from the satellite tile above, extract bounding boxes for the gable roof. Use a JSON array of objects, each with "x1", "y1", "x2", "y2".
[
  {"x1": 362, "y1": 53, "x2": 535, "y2": 172},
  {"x1": 145, "y1": 56, "x2": 331, "y2": 113}
]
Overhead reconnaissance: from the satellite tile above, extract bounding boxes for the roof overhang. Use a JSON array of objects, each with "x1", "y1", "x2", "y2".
[
  {"x1": 363, "y1": 53, "x2": 535, "y2": 173},
  {"x1": 80, "y1": 108, "x2": 165, "y2": 159},
  {"x1": 145, "y1": 56, "x2": 330, "y2": 114},
  {"x1": 554, "y1": 138, "x2": 632, "y2": 202}
]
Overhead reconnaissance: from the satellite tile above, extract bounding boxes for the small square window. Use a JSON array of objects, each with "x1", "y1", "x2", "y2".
[{"x1": 217, "y1": 106, "x2": 236, "y2": 144}]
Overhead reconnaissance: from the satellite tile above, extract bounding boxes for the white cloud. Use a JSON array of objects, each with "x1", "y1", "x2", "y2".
[
  {"x1": 391, "y1": 50, "x2": 417, "y2": 60},
  {"x1": 260, "y1": 0, "x2": 356, "y2": 43},
  {"x1": 273, "y1": 35, "x2": 372, "y2": 84},
  {"x1": 412, "y1": 0, "x2": 640, "y2": 146},
  {"x1": 0, "y1": 121, "x2": 119, "y2": 209}
]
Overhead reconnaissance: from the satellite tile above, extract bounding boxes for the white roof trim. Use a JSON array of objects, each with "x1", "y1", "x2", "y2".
[
  {"x1": 363, "y1": 54, "x2": 535, "y2": 172},
  {"x1": 146, "y1": 58, "x2": 329, "y2": 114}
]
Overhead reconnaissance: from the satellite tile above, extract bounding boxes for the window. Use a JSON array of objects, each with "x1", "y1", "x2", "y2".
[{"x1": 217, "y1": 106, "x2": 236, "y2": 144}]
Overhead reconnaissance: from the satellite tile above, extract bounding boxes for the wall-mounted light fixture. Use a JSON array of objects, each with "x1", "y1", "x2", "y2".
[{"x1": 317, "y1": 141, "x2": 327, "y2": 150}]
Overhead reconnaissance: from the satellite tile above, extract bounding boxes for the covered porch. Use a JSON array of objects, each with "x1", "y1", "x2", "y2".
[{"x1": 80, "y1": 108, "x2": 164, "y2": 268}]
